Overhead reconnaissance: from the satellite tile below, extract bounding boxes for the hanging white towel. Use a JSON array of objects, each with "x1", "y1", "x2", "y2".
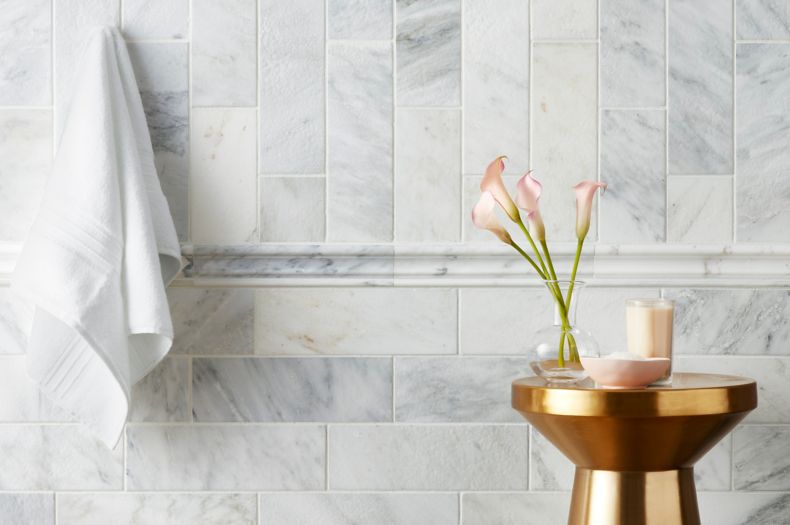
[{"x1": 11, "y1": 26, "x2": 181, "y2": 448}]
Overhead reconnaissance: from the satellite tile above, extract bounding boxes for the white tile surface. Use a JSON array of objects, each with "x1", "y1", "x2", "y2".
[
  {"x1": 0, "y1": 356, "x2": 69, "y2": 421},
  {"x1": 737, "y1": 0, "x2": 790, "y2": 40},
  {"x1": 462, "y1": 492, "x2": 571, "y2": 525},
  {"x1": 577, "y1": 287, "x2": 660, "y2": 354},
  {"x1": 531, "y1": 0, "x2": 597, "y2": 39},
  {"x1": 122, "y1": 0, "x2": 188, "y2": 40},
  {"x1": 329, "y1": 0, "x2": 393, "y2": 40},
  {"x1": 0, "y1": 494, "x2": 54, "y2": 525},
  {"x1": 698, "y1": 492, "x2": 790, "y2": 525},
  {"x1": 668, "y1": 176, "x2": 733, "y2": 242},
  {"x1": 129, "y1": 357, "x2": 190, "y2": 422},
  {"x1": 733, "y1": 425, "x2": 790, "y2": 490},
  {"x1": 260, "y1": 177, "x2": 325, "y2": 242},
  {"x1": 0, "y1": 0, "x2": 51, "y2": 106}
]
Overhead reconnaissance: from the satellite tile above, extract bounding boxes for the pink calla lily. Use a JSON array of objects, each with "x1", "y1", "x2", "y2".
[
  {"x1": 471, "y1": 191, "x2": 512, "y2": 244},
  {"x1": 480, "y1": 156, "x2": 520, "y2": 223},
  {"x1": 516, "y1": 171, "x2": 546, "y2": 241},
  {"x1": 573, "y1": 180, "x2": 607, "y2": 240}
]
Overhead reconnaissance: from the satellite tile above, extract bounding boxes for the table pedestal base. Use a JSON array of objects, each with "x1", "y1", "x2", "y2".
[{"x1": 568, "y1": 468, "x2": 700, "y2": 525}]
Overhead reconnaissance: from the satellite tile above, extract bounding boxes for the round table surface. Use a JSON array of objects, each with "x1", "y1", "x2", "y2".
[{"x1": 512, "y1": 372, "x2": 757, "y2": 418}]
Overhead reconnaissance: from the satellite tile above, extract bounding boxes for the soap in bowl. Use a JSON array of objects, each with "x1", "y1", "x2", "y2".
[{"x1": 580, "y1": 353, "x2": 670, "y2": 389}]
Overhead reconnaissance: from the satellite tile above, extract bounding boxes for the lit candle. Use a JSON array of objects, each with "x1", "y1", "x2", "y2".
[{"x1": 626, "y1": 299, "x2": 674, "y2": 385}]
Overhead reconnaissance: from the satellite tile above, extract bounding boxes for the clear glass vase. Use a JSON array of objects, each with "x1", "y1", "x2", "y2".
[{"x1": 528, "y1": 280, "x2": 600, "y2": 384}]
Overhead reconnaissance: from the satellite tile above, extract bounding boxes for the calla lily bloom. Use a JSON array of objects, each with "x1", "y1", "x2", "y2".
[
  {"x1": 480, "y1": 156, "x2": 520, "y2": 223},
  {"x1": 516, "y1": 172, "x2": 546, "y2": 241},
  {"x1": 573, "y1": 180, "x2": 607, "y2": 240},
  {"x1": 472, "y1": 191, "x2": 512, "y2": 244}
]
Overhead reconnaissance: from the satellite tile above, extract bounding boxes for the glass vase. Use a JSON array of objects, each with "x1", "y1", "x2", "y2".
[{"x1": 528, "y1": 280, "x2": 600, "y2": 384}]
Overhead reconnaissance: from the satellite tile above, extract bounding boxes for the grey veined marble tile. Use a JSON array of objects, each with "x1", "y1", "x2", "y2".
[
  {"x1": 668, "y1": 0, "x2": 733, "y2": 174},
  {"x1": 192, "y1": 357, "x2": 392, "y2": 422},
  {"x1": 396, "y1": 0, "x2": 461, "y2": 106},
  {"x1": 260, "y1": 177, "x2": 326, "y2": 242},
  {"x1": 601, "y1": 0, "x2": 665, "y2": 107},
  {"x1": 328, "y1": 425, "x2": 528, "y2": 490},
  {"x1": 122, "y1": 0, "x2": 188, "y2": 40},
  {"x1": 463, "y1": 0, "x2": 529, "y2": 174},
  {"x1": 126, "y1": 425, "x2": 325, "y2": 490},
  {"x1": 698, "y1": 492, "x2": 790, "y2": 525},
  {"x1": 58, "y1": 494, "x2": 257, "y2": 525},
  {"x1": 461, "y1": 493, "x2": 571, "y2": 525},
  {"x1": 259, "y1": 493, "x2": 459, "y2": 525},
  {"x1": 736, "y1": 44, "x2": 790, "y2": 242},
  {"x1": 734, "y1": 425, "x2": 790, "y2": 490},
  {"x1": 737, "y1": 0, "x2": 790, "y2": 40},
  {"x1": 0, "y1": 0, "x2": 51, "y2": 106},
  {"x1": 668, "y1": 176, "x2": 733, "y2": 243},
  {"x1": 531, "y1": 0, "x2": 597, "y2": 39},
  {"x1": 665, "y1": 289, "x2": 790, "y2": 355},
  {"x1": 329, "y1": 0, "x2": 393, "y2": 39},
  {"x1": 459, "y1": 288, "x2": 545, "y2": 354},
  {"x1": 600, "y1": 109, "x2": 666, "y2": 243},
  {"x1": 0, "y1": 494, "x2": 54, "y2": 525},
  {"x1": 129, "y1": 357, "x2": 190, "y2": 422},
  {"x1": 260, "y1": 0, "x2": 324, "y2": 173}
]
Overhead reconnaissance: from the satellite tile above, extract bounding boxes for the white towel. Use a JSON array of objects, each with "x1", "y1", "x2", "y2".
[{"x1": 11, "y1": 26, "x2": 181, "y2": 448}]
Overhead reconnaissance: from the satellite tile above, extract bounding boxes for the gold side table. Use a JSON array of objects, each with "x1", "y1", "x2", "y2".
[{"x1": 512, "y1": 373, "x2": 757, "y2": 525}]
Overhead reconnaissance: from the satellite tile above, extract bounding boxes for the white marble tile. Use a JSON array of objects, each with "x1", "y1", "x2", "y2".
[
  {"x1": 531, "y1": 0, "x2": 597, "y2": 39},
  {"x1": 734, "y1": 425, "x2": 790, "y2": 490},
  {"x1": 58, "y1": 493, "x2": 256, "y2": 525},
  {"x1": 329, "y1": 0, "x2": 393, "y2": 39},
  {"x1": 126, "y1": 424, "x2": 325, "y2": 490},
  {"x1": 254, "y1": 288, "x2": 456, "y2": 355},
  {"x1": 168, "y1": 288, "x2": 254, "y2": 355},
  {"x1": 668, "y1": 176, "x2": 733, "y2": 242},
  {"x1": 122, "y1": 0, "x2": 188, "y2": 40},
  {"x1": 0, "y1": 288, "x2": 31, "y2": 355},
  {"x1": 328, "y1": 425, "x2": 528, "y2": 490},
  {"x1": 260, "y1": 0, "x2": 324, "y2": 173},
  {"x1": 0, "y1": 110, "x2": 51, "y2": 242},
  {"x1": 698, "y1": 492, "x2": 790, "y2": 525},
  {"x1": 578, "y1": 288, "x2": 661, "y2": 354},
  {"x1": 190, "y1": 108, "x2": 258, "y2": 244},
  {"x1": 395, "y1": 109, "x2": 460, "y2": 241},
  {"x1": 396, "y1": 0, "x2": 460, "y2": 107},
  {"x1": 193, "y1": 357, "x2": 392, "y2": 422},
  {"x1": 676, "y1": 356, "x2": 790, "y2": 423},
  {"x1": 461, "y1": 175, "x2": 522, "y2": 242},
  {"x1": 601, "y1": 0, "x2": 665, "y2": 107},
  {"x1": 460, "y1": 288, "x2": 543, "y2": 355},
  {"x1": 0, "y1": 356, "x2": 70, "y2": 421},
  {"x1": 327, "y1": 42, "x2": 393, "y2": 241},
  {"x1": 461, "y1": 493, "x2": 571, "y2": 525},
  {"x1": 129, "y1": 357, "x2": 189, "y2": 422},
  {"x1": 192, "y1": 0, "x2": 257, "y2": 106},
  {"x1": 0, "y1": 494, "x2": 54, "y2": 525},
  {"x1": 668, "y1": 0, "x2": 733, "y2": 174},
  {"x1": 0, "y1": 0, "x2": 51, "y2": 106},
  {"x1": 600, "y1": 110, "x2": 666, "y2": 243},
  {"x1": 0, "y1": 425, "x2": 123, "y2": 490},
  {"x1": 260, "y1": 177, "x2": 326, "y2": 242},
  {"x1": 463, "y1": 0, "x2": 529, "y2": 174},
  {"x1": 531, "y1": 43, "x2": 597, "y2": 241},
  {"x1": 259, "y1": 493, "x2": 458, "y2": 525},
  {"x1": 394, "y1": 357, "x2": 528, "y2": 422},
  {"x1": 737, "y1": 0, "x2": 790, "y2": 40},
  {"x1": 665, "y1": 289, "x2": 790, "y2": 356},
  {"x1": 736, "y1": 44, "x2": 790, "y2": 242},
  {"x1": 127, "y1": 43, "x2": 189, "y2": 240},
  {"x1": 695, "y1": 435, "x2": 732, "y2": 491}
]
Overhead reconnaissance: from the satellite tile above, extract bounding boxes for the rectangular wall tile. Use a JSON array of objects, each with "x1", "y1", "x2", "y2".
[
  {"x1": 578, "y1": 287, "x2": 661, "y2": 353},
  {"x1": 396, "y1": 0, "x2": 461, "y2": 106},
  {"x1": 193, "y1": 357, "x2": 392, "y2": 422},
  {"x1": 665, "y1": 289, "x2": 790, "y2": 356},
  {"x1": 0, "y1": 425, "x2": 122, "y2": 490},
  {"x1": 394, "y1": 357, "x2": 528, "y2": 422},
  {"x1": 460, "y1": 289, "x2": 542, "y2": 354},
  {"x1": 463, "y1": 0, "x2": 529, "y2": 173},
  {"x1": 531, "y1": 0, "x2": 597, "y2": 39},
  {"x1": 328, "y1": 425, "x2": 528, "y2": 490},
  {"x1": 462, "y1": 493, "x2": 570, "y2": 525},
  {"x1": 395, "y1": 109, "x2": 460, "y2": 241},
  {"x1": 600, "y1": 110, "x2": 666, "y2": 243},
  {"x1": 736, "y1": 44, "x2": 790, "y2": 241},
  {"x1": 0, "y1": 494, "x2": 54, "y2": 525},
  {"x1": 699, "y1": 492, "x2": 790, "y2": 525},
  {"x1": 129, "y1": 357, "x2": 189, "y2": 422},
  {"x1": 127, "y1": 42, "x2": 189, "y2": 240},
  {"x1": 0, "y1": 110, "x2": 51, "y2": 242},
  {"x1": 737, "y1": 0, "x2": 790, "y2": 40},
  {"x1": 668, "y1": 0, "x2": 732, "y2": 174},
  {"x1": 122, "y1": 0, "x2": 188, "y2": 40},
  {"x1": 601, "y1": 0, "x2": 665, "y2": 107},
  {"x1": 190, "y1": 108, "x2": 258, "y2": 244},
  {"x1": 260, "y1": 0, "x2": 324, "y2": 173},
  {"x1": 255, "y1": 288, "x2": 456, "y2": 355},
  {"x1": 58, "y1": 494, "x2": 256, "y2": 525},
  {"x1": 668, "y1": 176, "x2": 733, "y2": 242},
  {"x1": 192, "y1": 0, "x2": 256, "y2": 106},
  {"x1": 126, "y1": 425, "x2": 325, "y2": 490},
  {"x1": 328, "y1": 42, "x2": 393, "y2": 241},
  {"x1": 734, "y1": 425, "x2": 790, "y2": 490},
  {"x1": 260, "y1": 177, "x2": 325, "y2": 242},
  {"x1": 0, "y1": 0, "x2": 51, "y2": 105},
  {"x1": 532, "y1": 43, "x2": 597, "y2": 241},
  {"x1": 329, "y1": 0, "x2": 393, "y2": 40},
  {"x1": 168, "y1": 288, "x2": 254, "y2": 355},
  {"x1": 259, "y1": 493, "x2": 458, "y2": 525}
]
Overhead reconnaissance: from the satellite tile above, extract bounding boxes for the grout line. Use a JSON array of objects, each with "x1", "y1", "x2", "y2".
[
  {"x1": 391, "y1": 356, "x2": 396, "y2": 423},
  {"x1": 325, "y1": 424, "x2": 330, "y2": 490},
  {"x1": 457, "y1": 491, "x2": 462, "y2": 525},
  {"x1": 123, "y1": 426, "x2": 128, "y2": 491},
  {"x1": 391, "y1": 0, "x2": 397, "y2": 244},
  {"x1": 596, "y1": 0, "x2": 602, "y2": 242},
  {"x1": 187, "y1": 357, "x2": 194, "y2": 422},
  {"x1": 665, "y1": 0, "x2": 670, "y2": 242},
  {"x1": 732, "y1": 0, "x2": 738, "y2": 244},
  {"x1": 324, "y1": 0, "x2": 331, "y2": 243},
  {"x1": 257, "y1": 0, "x2": 263, "y2": 243}
]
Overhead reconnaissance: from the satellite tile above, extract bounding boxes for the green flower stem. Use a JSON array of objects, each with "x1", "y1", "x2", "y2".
[
  {"x1": 509, "y1": 241, "x2": 547, "y2": 280},
  {"x1": 564, "y1": 238, "x2": 585, "y2": 308},
  {"x1": 516, "y1": 220, "x2": 549, "y2": 278}
]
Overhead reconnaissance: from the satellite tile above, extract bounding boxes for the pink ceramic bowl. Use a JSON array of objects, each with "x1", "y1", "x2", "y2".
[{"x1": 580, "y1": 357, "x2": 670, "y2": 389}]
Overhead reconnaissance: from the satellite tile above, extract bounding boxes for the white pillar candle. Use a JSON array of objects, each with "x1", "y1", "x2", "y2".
[{"x1": 626, "y1": 298, "x2": 674, "y2": 385}]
